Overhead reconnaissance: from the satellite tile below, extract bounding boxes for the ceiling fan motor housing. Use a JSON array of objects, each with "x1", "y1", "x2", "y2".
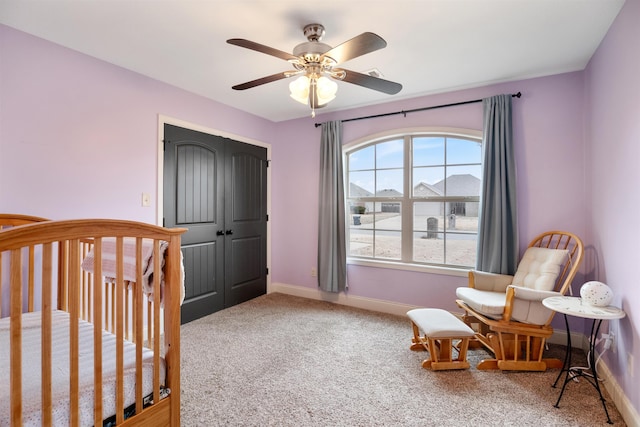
[
  {"x1": 293, "y1": 23, "x2": 336, "y2": 66},
  {"x1": 293, "y1": 41, "x2": 332, "y2": 62},
  {"x1": 303, "y1": 23, "x2": 325, "y2": 41}
]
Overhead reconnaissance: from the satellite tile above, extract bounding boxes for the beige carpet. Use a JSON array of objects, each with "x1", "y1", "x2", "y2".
[{"x1": 180, "y1": 293, "x2": 625, "y2": 426}]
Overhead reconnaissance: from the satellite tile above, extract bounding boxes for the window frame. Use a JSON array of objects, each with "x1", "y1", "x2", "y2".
[{"x1": 344, "y1": 127, "x2": 483, "y2": 276}]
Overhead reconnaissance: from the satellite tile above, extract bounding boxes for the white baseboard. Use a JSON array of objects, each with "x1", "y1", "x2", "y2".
[
  {"x1": 546, "y1": 326, "x2": 585, "y2": 347},
  {"x1": 268, "y1": 282, "x2": 639, "y2": 426},
  {"x1": 268, "y1": 282, "x2": 420, "y2": 317},
  {"x1": 596, "y1": 357, "x2": 640, "y2": 427}
]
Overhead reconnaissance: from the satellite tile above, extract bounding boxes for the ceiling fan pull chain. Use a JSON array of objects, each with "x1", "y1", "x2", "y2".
[{"x1": 310, "y1": 78, "x2": 317, "y2": 117}]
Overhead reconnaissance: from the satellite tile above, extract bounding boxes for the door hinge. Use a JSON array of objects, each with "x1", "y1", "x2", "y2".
[
  {"x1": 265, "y1": 159, "x2": 270, "y2": 167},
  {"x1": 266, "y1": 214, "x2": 269, "y2": 222},
  {"x1": 266, "y1": 268, "x2": 269, "y2": 275},
  {"x1": 163, "y1": 217, "x2": 165, "y2": 227}
]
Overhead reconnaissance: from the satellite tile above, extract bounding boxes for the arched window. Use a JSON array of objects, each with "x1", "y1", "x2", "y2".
[{"x1": 345, "y1": 129, "x2": 482, "y2": 269}]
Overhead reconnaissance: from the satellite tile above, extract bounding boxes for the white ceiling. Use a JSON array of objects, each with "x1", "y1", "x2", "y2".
[{"x1": 0, "y1": 0, "x2": 625, "y2": 122}]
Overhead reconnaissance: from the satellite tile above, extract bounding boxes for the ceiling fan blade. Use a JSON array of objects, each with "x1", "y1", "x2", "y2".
[
  {"x1": 232, "y1": 72, "x2": 290, "y2": 90},
  {"x1": 323, "y1": 32, "x2": 387, "y2": 64},
  {"x1": 227, "y1": 38, "x2": 298, "y2": 62},
  {"x1": 339, "y1": 69, "x2": 403, "y2": 95}
]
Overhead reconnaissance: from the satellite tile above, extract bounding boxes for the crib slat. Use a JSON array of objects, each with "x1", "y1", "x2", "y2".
[
  {"x1": 10, "y1": 249, "x2": 23, "y2": 426},
  {"x1": 153, "y1": 240, "x2": 161, "y2": 405},
  {"x1": 147, "y1": 300, "x2": 152, "y2": 348},
  {"x1": 28, "y1": 246, "x2": 35, "y2": 312},
  {"x1": 135, "y1": 238, "x2": 144, "y2": 414},
  {"x1": 59, "y1": 242, "x2": 69, "y2": 312},
  {"x1": 125, "y1": 282, "x2": 131, "y2": 341},
  {"x1": 110, "y1": 282, "x2": 116, "y2": 333},
  {"x1": 81, "y1": 241, "x2": 91, "y2": 323},
  {"x1": 115, "y1": 237, "x2": 125, "y2": 424},
  {"x1": 69, "y1": 239, "x2": 80, "y2": 427},
  {"x1": 93, "y1": 238, "x2": 104, "y2": 426},
  {"x1": 42, "y1": 243, "x2": 53, "y2": 425}
]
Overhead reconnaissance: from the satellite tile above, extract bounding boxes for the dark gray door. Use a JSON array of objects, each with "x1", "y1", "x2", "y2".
[
  {"x1": 163, "y1": 124, "x2": 267, "y2": 323},
  {"x1": 224, "y1": 142, "x2": 268, "y2": 307}
]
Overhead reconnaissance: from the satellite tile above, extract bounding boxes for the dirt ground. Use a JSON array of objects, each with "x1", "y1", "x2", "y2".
[{"x1": 349, "y1": 213, "x2": 477, "y2": 266}]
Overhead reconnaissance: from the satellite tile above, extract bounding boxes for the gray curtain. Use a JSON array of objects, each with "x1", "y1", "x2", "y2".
[
  {"x1": 476, "y1": 94, "x2": 518, "y2": 274},
  {"x1": 318, "y1": 121, "x2": 347, "y2": 292}
]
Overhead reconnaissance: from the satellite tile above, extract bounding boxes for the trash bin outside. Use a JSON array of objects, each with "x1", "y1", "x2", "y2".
[
  {"x1": 448, "y1": 213, "x2": 456, "y2": 229},
  {"x1": 353, "y1": 215, "x2": 361, "y2": 226},
  {"x1": 427, "y1": 217, "x2": 438, "y2": 239}
]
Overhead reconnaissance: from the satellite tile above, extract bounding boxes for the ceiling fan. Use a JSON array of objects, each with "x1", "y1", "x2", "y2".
[{"x1": 227, "y1": 24, "x2": 403, "y2": 116}]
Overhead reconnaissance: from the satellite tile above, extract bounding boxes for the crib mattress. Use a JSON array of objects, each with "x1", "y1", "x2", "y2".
[{"x1": 0, "y1": 310, "x2": 165, "y2": 427}]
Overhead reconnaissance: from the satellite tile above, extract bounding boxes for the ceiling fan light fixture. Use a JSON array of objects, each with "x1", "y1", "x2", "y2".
[
  {"x1": 289, "y1": 75, "x2": 338, "y2": 108},
  {"x1": 289, "y1": 75, "x2": 310, "y2": 104},
  {"x1": 315, "y1": 76, "x2": 337, "y2": 106},
  {"x1": 289, "y1": 76, "x2": 338, "y2": 107}
]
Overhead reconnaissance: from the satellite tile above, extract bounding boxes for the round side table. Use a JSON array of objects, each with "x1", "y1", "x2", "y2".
[{"x1": 543, "y1": 296, "x2": 625, "y2": 424}]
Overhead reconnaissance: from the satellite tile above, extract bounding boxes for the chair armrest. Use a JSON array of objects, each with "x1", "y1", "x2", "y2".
[
  {"x1": 469, "y1": 270, "x2": 513, "y2": 292},
  {"x1": 508, "y1": 286, "x2": 561, "y2": 302},
  {"x1": 504, "y1": 286, "x2": 562, "y2": 325}
]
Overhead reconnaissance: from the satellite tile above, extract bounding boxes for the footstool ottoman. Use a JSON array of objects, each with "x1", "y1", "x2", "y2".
[{"x1": 407, "y1": 308, "x2": 475, "y2": 370}]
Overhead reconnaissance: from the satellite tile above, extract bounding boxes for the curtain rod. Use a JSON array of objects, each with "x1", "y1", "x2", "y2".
[{"x1": 314, "y1": 91, "x2": 521, "y2": 128}]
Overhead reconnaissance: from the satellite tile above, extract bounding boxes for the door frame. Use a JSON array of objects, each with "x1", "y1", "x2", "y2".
[{"x1": 156, "y1": 114, "x2": 272, "y2": 293}]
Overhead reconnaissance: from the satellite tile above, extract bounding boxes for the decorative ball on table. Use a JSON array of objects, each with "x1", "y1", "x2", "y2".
[{"x1": 580, "y1": 281, "x2": 614, "y2": 307}]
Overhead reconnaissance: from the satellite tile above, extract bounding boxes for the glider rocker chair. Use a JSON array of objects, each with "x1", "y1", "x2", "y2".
[{"x1": 456, "y1": 231, "x2": 584, "y2": 371}]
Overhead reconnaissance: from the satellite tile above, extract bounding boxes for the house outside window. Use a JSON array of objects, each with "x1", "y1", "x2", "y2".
[{"x1": 345, "y1": 129, "x2": 482, "y2": 270}]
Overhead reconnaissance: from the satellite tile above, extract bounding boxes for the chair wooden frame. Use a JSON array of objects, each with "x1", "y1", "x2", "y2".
[{"x1": 456, "y1": 231, "x2": 584, "y2": 371}]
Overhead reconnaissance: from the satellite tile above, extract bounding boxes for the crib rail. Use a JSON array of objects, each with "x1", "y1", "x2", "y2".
[
  {"x1": 0, "y1": 219, "x2": 186, "y2": 426},
  {"x1": 0, "y1": 213, "x2": 50, "y2": 317}
]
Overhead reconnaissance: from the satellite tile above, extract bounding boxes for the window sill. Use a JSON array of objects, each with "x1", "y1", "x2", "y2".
[{"x1": 346, "y1": 258, "x2": 471, "y2": 277}]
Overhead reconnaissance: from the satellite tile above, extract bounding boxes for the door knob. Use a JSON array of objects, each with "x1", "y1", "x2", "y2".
[
  {"x1": 216, "y1": 230, "x2": 225, "y2": 236},
  {"x1": 225, "y1": 230, "x2": 233, "y2": 235}
]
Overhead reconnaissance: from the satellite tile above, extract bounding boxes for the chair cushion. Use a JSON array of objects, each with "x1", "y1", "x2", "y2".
[
  {"x1": 511, "y1": 247, "x2": 569, "y2": 291},
  {"x1": 508, "y1": 288, "x2": 561, "y2": 324},
  {"x1": 456, "y1": 287, "x2": 507, "y2": 318}
]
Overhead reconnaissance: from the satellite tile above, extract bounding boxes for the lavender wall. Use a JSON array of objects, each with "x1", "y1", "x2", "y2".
[
  {"x1": 0, "y1": 25, "x2": 276, "y2": 221},
  {"x1": 272, "y1": 73, "x2": 587, "y2": 313},
  {"x1": 585, "y1": 0, "x2": 640, "y2": 413}
]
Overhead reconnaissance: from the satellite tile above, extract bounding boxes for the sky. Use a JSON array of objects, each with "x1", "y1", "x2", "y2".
[{"x1": 347, "y1": 136, "x2": 482, "y2": 196}]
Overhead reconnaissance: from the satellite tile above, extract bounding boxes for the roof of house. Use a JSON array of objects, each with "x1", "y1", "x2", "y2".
[
  {"x1": 434, "y1": 174, "x2": 480, "y2": 196},
  {"x1": 349, "y1": 182, "x2": 373, "y2": 197},
  {"x1": 375, "y1": 189, "x2": 403, "y2": 197},
  {"x1": 414, "y1": 182, "x2": 443, "y2": 197},
  {"x1": 349, "y1": 174, "x2": 480, "y2": 198}
]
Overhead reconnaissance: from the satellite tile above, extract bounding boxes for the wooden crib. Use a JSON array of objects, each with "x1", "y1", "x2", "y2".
[
  {"x1": 0, "y1": 213, "x2": 50, "y2": 229},
  {"x1": 0, "y1": 217, "x2": 186, "y2": 426}
]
